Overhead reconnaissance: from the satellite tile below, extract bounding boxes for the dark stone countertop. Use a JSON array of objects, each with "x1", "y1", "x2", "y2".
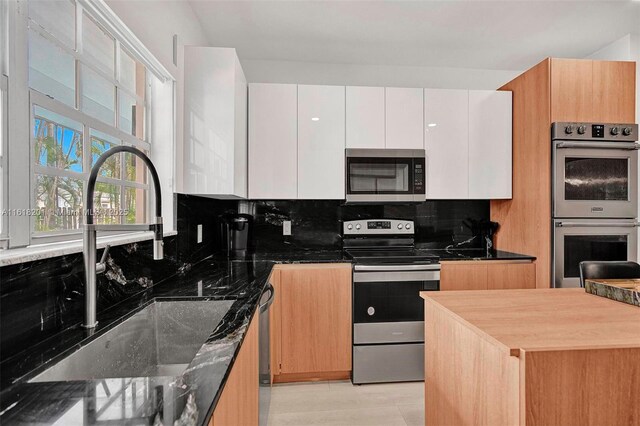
[
  {"x1": 0, "y1": 250, "x2": 347, "y2": 426},
  {"x1": 0, "y1": 247, "x2": 532, "y2": 425}
]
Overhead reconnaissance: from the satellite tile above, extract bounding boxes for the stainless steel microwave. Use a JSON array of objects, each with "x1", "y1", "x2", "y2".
[{"x1": 345, "y1": 149, "x2": 426, "y2": 203}]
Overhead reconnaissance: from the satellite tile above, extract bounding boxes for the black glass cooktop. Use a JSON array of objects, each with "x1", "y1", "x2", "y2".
[{"x1": 344, "y1": 248, "x2": 439, "y2": 264}]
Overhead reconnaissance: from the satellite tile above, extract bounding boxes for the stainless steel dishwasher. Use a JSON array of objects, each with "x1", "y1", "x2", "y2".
[{"x1": 259, "y1": 282, "x2": 275, "y2": 426}]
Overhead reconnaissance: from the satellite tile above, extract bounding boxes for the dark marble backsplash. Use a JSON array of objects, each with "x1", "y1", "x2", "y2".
[{"x1": 247, "y1": 200, "x2": 490, "y2": 251}]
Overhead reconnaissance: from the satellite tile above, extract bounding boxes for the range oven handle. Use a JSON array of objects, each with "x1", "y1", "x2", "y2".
[
  {"x1": 555, "y1": 141, "x2": 640, "y2": 150},
  {"x1": 556, "y1": 221, "x2": 640, "y2": 228},
  {"x1": 353, "y1": 264, "x2": 441, "y2": 272}
]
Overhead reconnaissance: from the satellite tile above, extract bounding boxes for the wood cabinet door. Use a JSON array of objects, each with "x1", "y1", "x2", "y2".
[
  {"x1": 279, "y1": 264, "x2": 352, "y2": 375},
  {"x1": 297, "y1": 85, "x2": 346, "y2": 199},
  {"x1": 386, "y1": 87, "x2": 424, "y2": 149},
  {"x1": 550, "y1": 58, "x2": 594, "y2": 122},
  {"x1": 346, "y1": 86, "x2": 385, "y2": 149},
  {"x1": 210, "y1": 309, "x2": 259, "y2": 426},
  {"x1": 248, "y1": 83, "x2": 298, "y2": 199},
  {"x1": 592, "y1": 61, "x2": 636, "y2": 123},
  {"x1": 486, "y1": 262, "x2": 536, "y2": 290},
  {"x1": 440, "y1": 263, "x2": 487, "y2": 291},
  {"x1": 468, "y1": 90, "x2": 512, "y2": 199},
  {"x1": 424, "y1": 88, "x2": 469, "y2": 199}
]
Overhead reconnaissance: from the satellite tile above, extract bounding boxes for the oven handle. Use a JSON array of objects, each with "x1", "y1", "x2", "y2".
[
  {"x1": 353, "y1": 264, "x2": 441, "y2": 272},
  {"x1": 555, "y1": 221, "x2": 640, "y2": 228},
  {"x1": 555, "y1": 141, "x2": 640, "y2": 150}
]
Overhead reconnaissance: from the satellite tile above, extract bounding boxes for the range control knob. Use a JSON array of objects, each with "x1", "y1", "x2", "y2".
[
  {"x1": 577, "y1": 125, "x2": 587, "y2": 135},
  {"x1": 623, "y1": 127, "x2": 633, "y2": 136},
  {"x1": 611, "y1": 127, "x2": 620, "y2": 136},
  {"x1": 565, "y1": 125, "x2": 574, "y2": 134},
  {"x1": 397, "y1": 223, "x2": 403, "y2": 230},
  {"x1": 355, "y1": 224, "x2": 361, "y2": 230},
  {"x1": 347, "y1": 224, "x2": 353, "y2": 230},
  {"x1": 405, "y1": 223, "x2": 411, "y2": 229}
]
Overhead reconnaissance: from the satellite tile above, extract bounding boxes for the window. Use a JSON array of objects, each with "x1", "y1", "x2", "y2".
[{"x1": 27, "y1": 0, "x2": 150, "y2": 242}]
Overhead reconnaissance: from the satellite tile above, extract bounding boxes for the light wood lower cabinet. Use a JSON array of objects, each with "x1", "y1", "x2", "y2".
[
  {"x1": 440, "y1": 260, "x2": 536, "y2": 291},
  {"x1": 270, "y1": 263, "x2": 352, "y2": 383},
  {"x1": 209, "y1": 310, "x2": 259, "y2": 426}
]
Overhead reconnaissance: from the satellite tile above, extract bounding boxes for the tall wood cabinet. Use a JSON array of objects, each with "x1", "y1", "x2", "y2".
[
  {"x1": 270, "y1": 264, "x2": 352, "y2": 383},
  {"x1": 491, "y1": 58, "x2": 636, "y2": 288}
]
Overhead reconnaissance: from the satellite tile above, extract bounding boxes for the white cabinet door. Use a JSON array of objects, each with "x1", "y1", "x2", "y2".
[
  {"x1": 386, "y1": 88, "x2": 423, "y2": 149},
  {"x1": 298, "y1": 85, "x2": 346, "y2": 199},
  {"x1": 424, "y1": 89, "x2": 469, "y2": 199},
  {"x1": 468, "y1": 90, "x2": 512, "y2": 199},
  {"x1": 248, "y1": 83, "x2": 298, "y2": 199},
  {"x1": 183, "y1": 47, "x2": 246, "y2": 198},
  {"x1": 346, "y1": 86, "x2": 385, "y2": 148}
]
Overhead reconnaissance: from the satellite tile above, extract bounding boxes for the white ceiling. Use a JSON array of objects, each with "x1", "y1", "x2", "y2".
[{"x1": 188, "y1": 0, "x2": 640, "y2": 71}]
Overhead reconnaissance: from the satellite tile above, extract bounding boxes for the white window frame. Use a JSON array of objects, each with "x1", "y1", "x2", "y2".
[{"x1": 3, "y1": 0, "x2": 174, "y2": 250}]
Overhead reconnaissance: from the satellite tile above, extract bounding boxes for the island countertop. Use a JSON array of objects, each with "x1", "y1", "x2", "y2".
[
  {"x1": 420, "y1": 288, "x2": 640, "y2": 355},
  {"x1": 421, "y1": 288, "x2": 640, "y2": 425}
]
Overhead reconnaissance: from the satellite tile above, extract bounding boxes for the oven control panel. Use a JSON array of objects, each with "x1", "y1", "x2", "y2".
[
  {"x1": 552, "y1": 122, "x2": 638, "y2": 142},
  {"x1": 343, "y1": 219, "x2": 414, "y2": 235}
]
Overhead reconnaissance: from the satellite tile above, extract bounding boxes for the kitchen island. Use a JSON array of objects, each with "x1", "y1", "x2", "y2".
[{"x1": 420, "y1": 288, "x2": 640, "y2": 426}]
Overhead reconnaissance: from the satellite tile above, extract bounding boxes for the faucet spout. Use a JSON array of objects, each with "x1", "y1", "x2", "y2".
[{"x1": 83, "y1": 146, "x2": 164, "y2": 328}]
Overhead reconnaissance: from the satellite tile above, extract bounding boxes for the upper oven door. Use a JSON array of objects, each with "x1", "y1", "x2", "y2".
[
  {"x1": 553, "y1": 141, "x2": 638, "y2": 218},
  {"x1": 346, "y1": 149, "x2": 426, "y2": 203},
  {"x1": 553, "y1": 219, "x2": 638, "y2": 288}
]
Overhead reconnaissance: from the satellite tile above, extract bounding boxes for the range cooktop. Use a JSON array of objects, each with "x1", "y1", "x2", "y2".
[{"x1": 344, "y1": 248, "x2": 439, "y2": 264}]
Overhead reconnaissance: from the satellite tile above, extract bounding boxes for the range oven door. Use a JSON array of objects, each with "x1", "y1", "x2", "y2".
[
  {"x1": 346, "y1": 149, "x2": 426, "y2": 203},
  {"x1": 553, "y1": 141, "x2": 638, "y2": 218},
  {"x1": 553, "y1": 219, "x2": 638, "y2": 288},
  {"x1": 352, "y1": 264, "x2": 439, "y2": 384}
]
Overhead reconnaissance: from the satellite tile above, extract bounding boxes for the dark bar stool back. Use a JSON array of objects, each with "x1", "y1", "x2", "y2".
[{"x1": 578, "y1": 261, "x2": 640, "y2": 288}]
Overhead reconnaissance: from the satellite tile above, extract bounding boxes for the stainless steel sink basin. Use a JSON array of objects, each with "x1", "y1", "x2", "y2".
[{"x1": 30, "y1": 300, "x2": 234, "y2": 382}]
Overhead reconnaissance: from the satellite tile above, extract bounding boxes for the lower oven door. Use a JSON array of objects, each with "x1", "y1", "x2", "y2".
[
  {"x1": 553, "y1": 219, "x2": 638, "y2": 288},
  {"x1": 553, "y1": 141, "x2": 638, "y2": 218}
]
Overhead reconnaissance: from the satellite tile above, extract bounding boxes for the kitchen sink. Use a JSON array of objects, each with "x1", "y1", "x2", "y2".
[{"x1": 30, "y1": 300, "x2": 235, "y2": 382}]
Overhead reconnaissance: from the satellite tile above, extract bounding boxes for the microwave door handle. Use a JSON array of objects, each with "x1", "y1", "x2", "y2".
[
  {"x1": 555, "y1": 142, "x2": 640, "y2": 150},
  {"x1": 556, "y1": 221, "x2": 640, "y2": 228}
]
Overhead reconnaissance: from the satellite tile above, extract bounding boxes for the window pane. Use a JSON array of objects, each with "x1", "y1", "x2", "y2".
[
  {"x1": 28, "y1": 0, "x2": 75, "y2": 49},
  {"x1": 35, "y1": 174, "x2": 83, "y2": 232},
  {"x1": 90, "y1": 129, "x2": 120, "y2": 179},
  {"x1": 34, "y1": 106, "x2": 83, "y2": 172},
  {"x1": 124, "y1": 186, "x2": 146, "y2": 224},
  {"x1": 81, "y1": 65, "x2": 115, "y2": 125},
  {"x1": 82, "y1": 13, "x2": 114, "y2": 76},
  {"x1": 119, "y1": 49, "x2": 136, "y2": 93},
  {"x1": 124, "y1": 150, "x2": 147, "y2": 183},
  {"x1": 118, "y1": 90, "x2": 144, "y2": 137},
  {"x1": 93, "y1": 182, "x2": 121, "y2": 225},
  {"x1": 29, "y1": 31, "x2": 75, "y2": 107}
]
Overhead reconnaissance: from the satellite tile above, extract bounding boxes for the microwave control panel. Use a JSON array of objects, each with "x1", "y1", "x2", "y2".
[{"x1": 413, "y1": 160, "x2": 425, "y2": 194}]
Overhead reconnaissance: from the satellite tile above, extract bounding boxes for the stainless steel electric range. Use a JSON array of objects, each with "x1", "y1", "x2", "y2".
[{"x1": 343, "y1": 219, "x2": 440, "y2": 384}]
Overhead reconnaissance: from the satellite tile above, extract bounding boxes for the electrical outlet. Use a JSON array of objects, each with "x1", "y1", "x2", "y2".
[
  {"x1": 197, "y1": 224, "x2": 203, "y2": 243},
  {"x1": 283, "y1": 220, "x2": 292, "y2": 236}
]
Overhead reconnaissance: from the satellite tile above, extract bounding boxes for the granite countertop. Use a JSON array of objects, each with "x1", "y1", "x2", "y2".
[
  {"x1": 0, "y1": 250, "x2": 346, "y2": 426},
  {"x1": 0, "y1": 247, "x2": 532, "y2": 425}
]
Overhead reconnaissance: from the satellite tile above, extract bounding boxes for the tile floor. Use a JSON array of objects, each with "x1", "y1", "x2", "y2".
[{"x1": 268, "y1": 380, "x2": 424, "y2": 426}]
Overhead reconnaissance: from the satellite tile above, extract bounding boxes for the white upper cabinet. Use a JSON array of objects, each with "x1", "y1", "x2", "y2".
[
  {"x1": 346, "y1": 86, "x2": 385, "y2": 148},
  {"x1": 183, "y1": 47, "x2": 247, "y2": 198},
  {"x1": 468, "y1": 91, "x2": 512, "y2": 199},
  {"x1": 298, "y1": 85, "x2": 346, "y2": 199},
  {"x1": 424, "y1": 89, "x2": 469, "y2": 199},
  {"x1": 386, "y1": 88, "x2": 423, "y2": 149},
  {"x1": 248, "y1": 83, "x2": 298, "y2": 199}
]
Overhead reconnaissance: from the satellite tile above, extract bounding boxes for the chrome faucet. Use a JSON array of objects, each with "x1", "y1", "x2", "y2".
[{"x1": 83, "y1": 146, "x2": 164, "y2": 329}]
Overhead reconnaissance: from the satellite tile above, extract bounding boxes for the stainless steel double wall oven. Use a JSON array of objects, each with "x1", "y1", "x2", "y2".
[{"x1": 552, "y1": 122, "x2": 639, "y2": 288}]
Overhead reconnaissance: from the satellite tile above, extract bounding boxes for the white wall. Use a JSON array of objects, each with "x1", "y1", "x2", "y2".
[
  {"x1": 241, "y1": 59, "x2": 522, "y2": 90},
  {"x1": 106, "y1": 0, "x2": 209, "y2": 193}
]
